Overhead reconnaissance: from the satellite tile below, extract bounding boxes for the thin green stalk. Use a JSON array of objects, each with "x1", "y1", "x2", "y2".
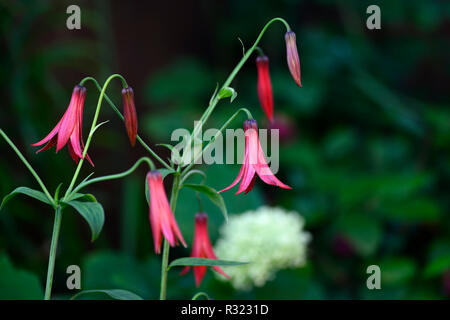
[
  {"x1": 80, "y1": 77, "x2": 172, "y2": 171},
  {"x1": 159, "y1": 173, "x2": 181, "y2": 300},
  {"x1": 181, "y1": 108, "x2": 252, "y2": 176},
  {"x1": 0, "y1": 129, "x2": 54, "y2": 206},
  {"x1": 44, "y1": 206, "x2": 62, "y2": 300},
  {"x1": 66, "y1": 157, "x2": 155, "y2": 200},
  {"x1": 192, "y1": 292, "x2": 210, "y2": 300}
]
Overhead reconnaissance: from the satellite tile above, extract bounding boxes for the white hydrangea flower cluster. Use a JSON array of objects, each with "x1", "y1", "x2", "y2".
[{"x1": 214, "y1": 206, "x2": 311, "y2": 290}]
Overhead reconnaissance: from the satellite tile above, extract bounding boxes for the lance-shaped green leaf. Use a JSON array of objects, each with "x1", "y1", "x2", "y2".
[
  {"x1": 53, "y1": 183, "x2": 63, "y2": 203},
  {"x1": 69, "y1": 193, "x2": 97, "y2": 203},
  {"x1": 1, "y1": 186, "x2": 52, "y2": 211},
  {"x1": 168, "y1": 257, "x2": 248, "y2": 270},
  {"x1": 218, "y1": 86, "x2": 237, "y2": 103},
  {"x1": 67, "y1": 200, "x2": 104, "y2": 242},
  {"x1": 182, "y1": 184, "x2": 228, "y2": 221},
  {"x1": 70, "y1": 289, "x2": 143, "y2": 300}
]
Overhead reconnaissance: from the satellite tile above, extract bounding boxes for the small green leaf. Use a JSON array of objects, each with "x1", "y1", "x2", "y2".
[
  {"x1": 92, "y1": 120, "x2": 110, "y2": 134},
  {"x1": 182, "y1": 184, "x2": 228, "y2": 221},
  {"x1": 209, "y1": 83, "x2": 219, "y2": 105},
  {"x1": 168, "y1": 257, "x2": 247, "y2": 270},
  {"x1": 54, "y1": 183, "x2": 63, "y2": 202},
  {"x1": 69, "y1": 193, "x2": 97, "y2": 202},
  {"x1": 71, "y1": 289, "x2": 143, "y2": 300},
  {"x1": 1, "y1": 186, "x2": 52, "y2": 211},
  {"x1": 157, "y1": 144, "x2": 182, "y2": 165},
  {"x1": 67, "y1": 200, "x2": 105, "y2": 242},
  {"x1": 218, "y1": 87, "x2": 237, "y2": 103},
  {"x1": 237, "y1": 37, "x2": 245, "y2": 56}
]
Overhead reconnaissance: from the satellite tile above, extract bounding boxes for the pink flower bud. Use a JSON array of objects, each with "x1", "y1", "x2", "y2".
[{"x1": 285, "y1": 31, "x2": 302, "y2": 87}]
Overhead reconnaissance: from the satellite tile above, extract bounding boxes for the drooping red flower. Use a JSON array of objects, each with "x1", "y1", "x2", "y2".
[
  {"x1": 121, "y1": 87, "x2": 138, "y2": 146},
  {"x1": 180, "y1": 213, "x2": 230, "y2": 287},
  {"x1": 285, "y1": 31, "x2": 302, "y2": 87},
  {"x1": 256, "y1": 55, "x2": 274, "y2": 122},
  {"x1": 147, "y1": 171, "x2": 186, "y2": 254},
  {"x1": 32, "y1": 85, "x2": 94, "y2": 166},
  {"x1": 219, "y1": 119, "x2": 291, "y2": 194}
]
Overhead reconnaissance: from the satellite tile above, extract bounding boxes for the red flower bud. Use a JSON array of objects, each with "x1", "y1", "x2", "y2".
[
  {"x1": 256, "y1": 55, "x2": 274, "y2": 122},
  {"x1": 121, "y1": 87, "x2": 138, "y2": 146},
  {"x1": 285, "y1": 31, "x2": 302, "y2": 87}
]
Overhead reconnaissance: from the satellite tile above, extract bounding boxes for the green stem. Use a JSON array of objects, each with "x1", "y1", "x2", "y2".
[
  {"x1": 192, "y1": 292, "x2": 211, "y2": 300},
  {"x1": 80, "y1": 77, "x2": 172, "y2": 171},
  {"x1": 66, "y1": 157, "x2": 156, "y2": 200},
  {"x1": 0, "y1": 129, "x2": 55, "y2": 206},
  {"x1": 181, "y1": 107, "x2": 252, "y2": 176},
  {"x1": 44, "y1": 205, "x2": 62, "y2": 300},
  {"x1": 159, "y1": 173, "x2": 181, "y2": 300}
]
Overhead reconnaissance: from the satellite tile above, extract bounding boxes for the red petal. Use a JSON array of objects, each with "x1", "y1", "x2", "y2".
[
  {"x1": 35, "y1": 135, "x2": 57, "y2": 153},
  {"x1": 32, "y1": 119, "x2": 61, "y2": 147},
  {"x1": 56, "y1": 86, "x2": 84, "y2": 152},
  {"x1": 193, "y1": 265, "x2": 207, "y2": 287}
]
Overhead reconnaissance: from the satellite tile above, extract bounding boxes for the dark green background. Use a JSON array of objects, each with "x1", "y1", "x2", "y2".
[{"x1": 0, "y1": 0, "x2": 449, "y2": 299}]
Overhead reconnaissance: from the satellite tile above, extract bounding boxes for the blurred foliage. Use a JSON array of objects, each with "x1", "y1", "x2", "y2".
[{"x1": 1, "y1": 0, "x2": 450, "y2": 300}]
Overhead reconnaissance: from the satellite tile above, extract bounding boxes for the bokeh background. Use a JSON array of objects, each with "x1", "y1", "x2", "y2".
[{"x1": 1, "y1": 0, "x2": 449, "y2": 299}]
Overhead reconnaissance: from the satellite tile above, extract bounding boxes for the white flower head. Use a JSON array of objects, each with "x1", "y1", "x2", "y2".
[{"x1": 214, "y1": 206, "x2": 311, "y2": 290}]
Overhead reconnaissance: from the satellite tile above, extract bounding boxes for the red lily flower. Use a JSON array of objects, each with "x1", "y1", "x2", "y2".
[
  {"x1": 219, "y1": 119, "x2": 291, "y2": 194},
  {"x1": 180, "y1": 213, "x2": 230, "y2": 287},
  {"x1": 121, "y1": 87, "x2": 138, "y2": 146},
  {"x1": 256, "y1": 55, "x2": 274, "y2": 122},
  {"x1": 147, "y1": 171, "x2": 186, "y2": 254},
  {"x1": 31, "y1": 85, "x2": 93, "y2": 166},
  {"x1": 285, "y1": 31, "x2": 302, "y2": 87}
]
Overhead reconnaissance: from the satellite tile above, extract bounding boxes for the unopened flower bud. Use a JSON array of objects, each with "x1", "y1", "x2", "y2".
[
  {"x1": 285, "y1": 31, "x2": 302, "y2": 87},
  {"x1": 121, "y1": 87, "x2": 138, "y2": 146},
  {"x1": 256, "y1": 55, "x2": 274, "y2": 122}
]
